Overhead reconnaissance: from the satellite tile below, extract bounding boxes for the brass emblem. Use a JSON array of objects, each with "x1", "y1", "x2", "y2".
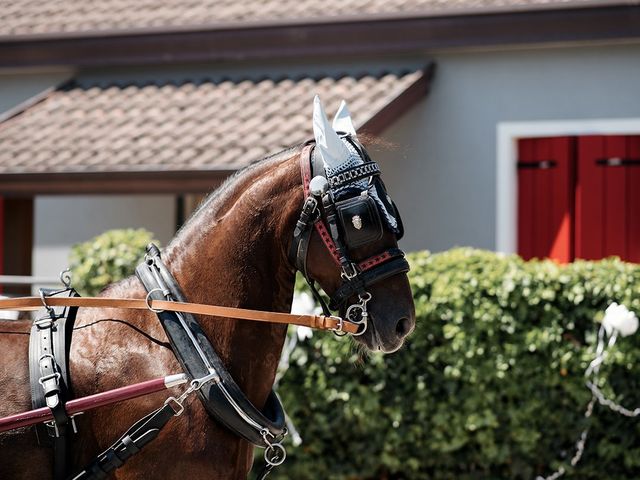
[{"x1": 352, "y1": 215, "x2": 363, "y2": 230}]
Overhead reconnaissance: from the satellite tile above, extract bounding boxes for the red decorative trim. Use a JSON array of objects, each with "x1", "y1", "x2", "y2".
[
  {"x1": 358, "y1": 252, "x2": 391, "y2": 271},
  {"x1": 299, "y1": 145, "x2": 342, "y2": 266},
  {"x1": 359, "y1": 251, "x2": 401, "y2": 271},
  {"x1": 314, "y1": 220, "x2": 341, "y2": 266}
]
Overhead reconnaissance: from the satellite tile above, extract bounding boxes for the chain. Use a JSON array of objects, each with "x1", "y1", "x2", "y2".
[
  {"x1": 537, "y1": 323, "x2": 639, "y2": 480},
  {"x1": 587, "y1": 381, "x2": 640, "y2": 417},
  {"x1": 585, "y1": 326, "x2": 640, "y2": 417}
]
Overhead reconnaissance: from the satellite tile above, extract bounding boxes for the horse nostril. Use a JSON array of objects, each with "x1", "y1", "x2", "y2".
[{"x1": 395, "y1": 317, "x2": 412, "y2": 338}]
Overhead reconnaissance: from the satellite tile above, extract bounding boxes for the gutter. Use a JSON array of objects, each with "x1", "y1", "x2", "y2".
[{"x1": 0, "y1": 5, "x2": 639, "y2": 68}]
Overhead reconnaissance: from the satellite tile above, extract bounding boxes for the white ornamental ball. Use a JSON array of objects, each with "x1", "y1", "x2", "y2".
[{"x1": 603, "y1": 302, "x2": 639, "y2": 337}]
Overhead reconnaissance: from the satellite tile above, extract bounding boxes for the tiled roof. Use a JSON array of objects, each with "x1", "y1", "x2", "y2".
[
  {"x1": 0, "y1": 69, "x2": 428, "y2": 174},
  {"x1": 0, "y1": 0, "x2": 614, "y2": 37}
]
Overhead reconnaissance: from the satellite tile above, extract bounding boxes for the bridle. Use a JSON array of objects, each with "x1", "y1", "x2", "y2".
[{"x1": 289, "y1": 137, "x2": 410, "y2": 336}]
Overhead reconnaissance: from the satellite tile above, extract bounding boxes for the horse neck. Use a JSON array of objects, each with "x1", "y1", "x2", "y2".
[{"x1": 162, "y1": 151, "x2": 303, "y2": 404}]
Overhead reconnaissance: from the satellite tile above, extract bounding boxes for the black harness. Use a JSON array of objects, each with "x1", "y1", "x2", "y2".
[
  {"x1": 289, "y1": 138, "x2": 409, "y2": 333},
  {"x1": 135, "y1": 244, "x2": 287, "y2": 448},
  {"x1": 26, "y1": 138, "x2": 408, "y2": 480},
  {"x1": 28, "y1": 277, "x2": 79, "y2": 480}
]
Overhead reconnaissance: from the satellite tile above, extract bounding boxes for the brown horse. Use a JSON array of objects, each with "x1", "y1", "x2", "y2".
[{"x1": 0, "y1": 105, "x2": 415, "y2": 479}]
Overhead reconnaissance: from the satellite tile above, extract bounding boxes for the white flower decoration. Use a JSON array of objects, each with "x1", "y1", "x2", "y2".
[{"x1": 603, "y1": 302, "x2": 639, "y2": 337}]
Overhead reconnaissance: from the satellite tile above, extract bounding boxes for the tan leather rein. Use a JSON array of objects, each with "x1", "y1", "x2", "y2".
[{"x1": 0, "y1": 296, "x2": 358, "y2": 334}]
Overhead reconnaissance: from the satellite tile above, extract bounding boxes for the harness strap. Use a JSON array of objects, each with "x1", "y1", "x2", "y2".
[
  {"x1": 69, "y1": 402, "x2": 177, "y2": 480},
  {"x1": 27, "y1": 288, "x2": 79, "y2": 480},
  {"x1": 0, "y1": 296, "x2": 357, "y2": 334}
]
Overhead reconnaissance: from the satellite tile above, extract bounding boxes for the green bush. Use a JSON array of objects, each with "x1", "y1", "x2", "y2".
[
  {"x1": 275, "y1": 248, "x2": 640, "y2": 479},
  {"x1": 69, "y1": 228, "x2": 158, "y2": 296}
]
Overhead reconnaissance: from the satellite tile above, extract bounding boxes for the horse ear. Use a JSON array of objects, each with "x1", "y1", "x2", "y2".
[
  {"x1": 313, "y1": 95, "x2": 351, "y2": 170},
  {"x1": 332, "y1": 100, "x2": 357, "y2": 137}
]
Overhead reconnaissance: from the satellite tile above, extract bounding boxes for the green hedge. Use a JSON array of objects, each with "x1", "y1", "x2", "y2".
[
  {"x1": 275, "y1": 248, "x2": 640, "y2": 480},
  {"x1": 69, "y1": 228, "x2": 158, "y2": 296}
]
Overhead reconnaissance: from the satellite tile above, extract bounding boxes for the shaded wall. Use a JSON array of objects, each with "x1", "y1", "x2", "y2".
[
  {"x1": 33, "y1": 195, "x2": 176, "y2": 286},
  {"x1": 376, "y1": 43, "x2": 640, "y2": 253}
]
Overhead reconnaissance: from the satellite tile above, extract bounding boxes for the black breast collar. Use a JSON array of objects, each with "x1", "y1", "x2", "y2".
[{"x1": 135, "y1": 245, "x2": 286, "y2": 448}]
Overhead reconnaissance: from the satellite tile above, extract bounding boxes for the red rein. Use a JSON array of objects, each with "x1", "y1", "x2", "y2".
[{"x1": 0, "y1": 373, "x2": 187, "y2": 433}]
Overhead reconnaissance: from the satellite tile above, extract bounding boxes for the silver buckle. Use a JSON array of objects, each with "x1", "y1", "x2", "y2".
[
  {"x1": 330, "y1": 316, "x2": 348, "y2": 337},
  {"x1": 340, "y1": 263, "x2": 359, "y2": 280}
]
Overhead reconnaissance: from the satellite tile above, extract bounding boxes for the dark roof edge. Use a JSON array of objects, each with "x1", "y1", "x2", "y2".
[
  {"x1": 1, "y1": 5, "x2": 639, "y2": 68},
  {"x1": 0, "y1": 1, "x2": 630, "y2": 42},
  {"x1": 0, "y1": 170, "x2": 235, "y2": 195}
]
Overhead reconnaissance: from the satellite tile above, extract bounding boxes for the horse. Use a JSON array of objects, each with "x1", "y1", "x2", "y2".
[{"x1": 0, "y1": 97, "x2": 415, "y2": 479}]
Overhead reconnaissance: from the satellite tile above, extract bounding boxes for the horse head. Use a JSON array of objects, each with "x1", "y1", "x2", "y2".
[{"x1": 290, "y1": 96, "x2": 415, "y2": 353}]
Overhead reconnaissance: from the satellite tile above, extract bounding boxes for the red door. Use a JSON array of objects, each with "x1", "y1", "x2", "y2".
[
  {"x1": 518, "y1": 135, "x2": 640, "y2": 263},
  {"x1": 517, "y1": 137, "x2": 574, "y2": 262},
  {"x1": 575, "y1": 135, "x2": 640, "y2": 262}
]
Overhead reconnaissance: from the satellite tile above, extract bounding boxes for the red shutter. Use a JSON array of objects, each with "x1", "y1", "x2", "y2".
[
  {"x1": 517, "y1": 137, "x2": 573, "y2": 262},
  {"x1": 517, "y1": 139, "x2": 535, "y2": 260},
  {"x1": 575, "y1": 136, "x2": 604, "y2": 259},
  {"x1": 575, "y1": 135, "x2": 640, "y2": 261}
]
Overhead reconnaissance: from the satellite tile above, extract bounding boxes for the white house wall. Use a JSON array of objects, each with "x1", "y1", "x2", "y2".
[
  {"x1": 33, "y1": 196, "x2": 176, "y2": 286},
  {"x1": 376, "y1": 43, "x2": 640, "y2": 253}
]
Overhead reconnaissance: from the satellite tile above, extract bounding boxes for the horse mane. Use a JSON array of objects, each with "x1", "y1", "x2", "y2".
[
  {"x1": 96, "y1": 144, "x2": 303, "y2": 298},
  {"x1": 168, "y1": 143, "x2": 304, "y2": 250}
]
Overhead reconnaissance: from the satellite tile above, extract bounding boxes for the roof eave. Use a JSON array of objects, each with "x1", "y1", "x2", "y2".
[
  {"x1": 1, "y1": 5, "x2": 639, "y2": 68},
  {"x1": 0, "y1": 170, "x2": 235, "y2": 195}
]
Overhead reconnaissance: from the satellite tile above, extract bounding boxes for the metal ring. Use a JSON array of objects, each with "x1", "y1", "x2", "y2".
[
  {"x1": 264, "y1": 443, "x2": 287, "y2": 467},
  {"x1": 350, "y1": 316, "x2": 368, "y2": 337},
  {"x1": 145, "y1": 288, "x2": 165, "y2": 313},
  {"x1": 345, "y1": 304, "x2": 368, "y2": 337},
  {"x1": 345, "y1": 304, "x2": 366, "y2": 325}
]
